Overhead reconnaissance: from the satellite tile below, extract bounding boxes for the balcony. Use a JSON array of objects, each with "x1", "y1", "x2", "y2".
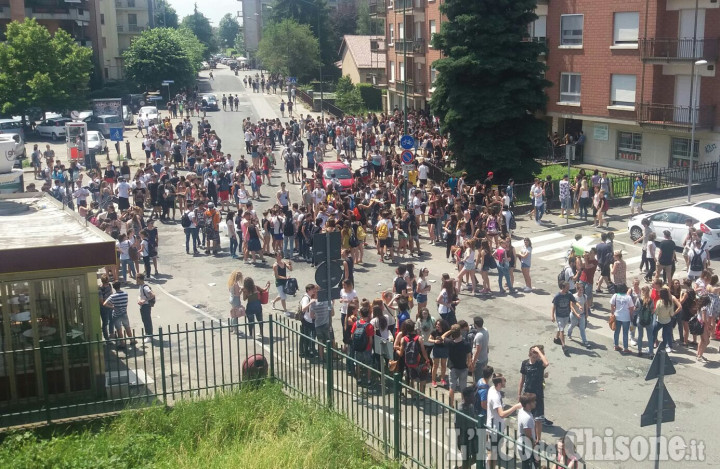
[
  {"x1": 637, "y1": 103, "x2": 715, "y2": 132},
  {"x1": 394, "y1": 79, "x2": 425, "y2": 96},
  {"x1": 393, "y1": 38, "x2": 425, "y2": 55},
  {"x1": 395, "y1": 0, "x2": 424, "y2": 13},
  {"x1": 26, "y1": 1, "x2": 89, "y2": 21},
  {"x1": 640, "y1": 38, "x2": 718, "y2": 62},
  {"x1": 115, "y1": 0, "x2": 143, "y2": 9},
  {"x1": 117, "y1": 24, "x2": 145, "y2": 34},
  {"x1": 368, "y1": 0, "x2": 386, "y2": 16}
]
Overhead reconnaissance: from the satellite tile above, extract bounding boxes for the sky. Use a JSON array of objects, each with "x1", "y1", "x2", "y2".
[{"x1": 168, "y1": 0, "x2": 241, "y2": 26}]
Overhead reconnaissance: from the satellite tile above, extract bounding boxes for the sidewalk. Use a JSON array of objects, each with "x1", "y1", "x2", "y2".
[{"x1": 514, "y1": 191, "x2": 720, "y2": 233}]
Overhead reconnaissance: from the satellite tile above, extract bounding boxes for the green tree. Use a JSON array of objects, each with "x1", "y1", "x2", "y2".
[
  {"x1": 331, "y1": 1, "x2": 357, "y2": 39},
  {"x1": 218, "y1": 13, "x2": 240, "y2": 50},
  {"x1": 257, "y1": 19, "x2": 320, "y2": 82},
  {"x1": 235, "y1": 32, "x2": 246, "y2": 56},
  {"x1": 430, "y1": 0, "x2": 550, "y2": 181},
  {"x1": 154, "y1": 0, "x2": 179, "y2": 28},
  {"x1": 0, "y1": 19, "x2": 92, "y2": 122},
  {"x1": 334, "y1": 75, "x2": 364, "y2": 114},
  {"x1": 123, "y1": 28, "x2": 201, "y2": 90},
  {"x1": 355, "y1": 2, "x2": 383, "y2": 35},
  {"x1": 181, "y1": 3, "x2": 217, "y2": 54}
]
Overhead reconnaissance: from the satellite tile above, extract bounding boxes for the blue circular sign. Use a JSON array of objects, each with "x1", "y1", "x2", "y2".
[
  {"x1": 400, "y1": 135, "x2": 415, "y2": 150},
  {"x1": 401, "y1": 150, "x2": 414, "y2": 164}
]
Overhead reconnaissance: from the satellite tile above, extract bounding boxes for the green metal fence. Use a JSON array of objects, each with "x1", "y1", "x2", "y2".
[{"x1": 1, "y1": 316, "x2": 581, "y2": 469}]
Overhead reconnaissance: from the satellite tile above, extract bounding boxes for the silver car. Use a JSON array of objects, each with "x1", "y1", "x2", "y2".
[
  {"x1": 0, "y1": 119, "x2": 26, "y2": 158},
  {"x1": 87, "y1": 131, "x2": 108, "y2": 154}
]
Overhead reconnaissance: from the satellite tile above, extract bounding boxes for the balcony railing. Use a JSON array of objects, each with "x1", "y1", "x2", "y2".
[
  {"x1": 395, "y1": 79, "x2": 425, "y2": 96},
  {"x1": 393, "y1": 38, "x2": 425, "y2": 54},
  {"x1": 115, "y1": 0, "x2": 140, "y2": 8},
  {"x1": 118, "y1": 24, "x2": 145, "y2": 33},
  {"x1": 637, "y1": 103, "x2": 715, "y2": 132},
  {"x1": 640, "y1": 38, "x2": 718, "y2": 62},
  {"x1": 368, "y1": 0, "x2": 386, "y2": 15},
  {"x1": 395, "y1": 0, "x2": 423, "y2": 12}
]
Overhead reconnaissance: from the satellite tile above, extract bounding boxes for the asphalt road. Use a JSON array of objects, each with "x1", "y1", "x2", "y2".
[{"x1": 97, "y1": 66, "x2": 719, "y2": 468}]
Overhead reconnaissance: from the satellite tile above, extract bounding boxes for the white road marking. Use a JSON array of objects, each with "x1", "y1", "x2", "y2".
[{"x1": 529, "y1": 232, "x2": 565, "y2": 243}]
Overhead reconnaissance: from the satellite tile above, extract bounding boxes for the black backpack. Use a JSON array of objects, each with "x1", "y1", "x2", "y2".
[
  {"x1": 181, "y1": 212, "x2": 192, "y2": 228},
  {"x1": 284, "y1": 278, "x2": 298, "y2": 296},
  {"x1": 352, "y1": 321, "x2": 370, "y2": 352},
  {"x1": 349, "y1": 226, "x2": 359, "y2": 248},
  {"x1": 403, "y1": 335, "x2": 421, "y2": 368},
  {"x1": 509, "y1": 212, "x2": 517, "y2": 230},
  {"x1": 283, "y1": 217, "x2": 295, "y2": 236},
  {"x1": 690, "y1": 249, "x2": 704, "y2": 272}
]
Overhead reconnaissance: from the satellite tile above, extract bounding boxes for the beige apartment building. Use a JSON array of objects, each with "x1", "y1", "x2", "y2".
[{"x1": 97, "y1": 0, "x2": 152, "y2": 80}]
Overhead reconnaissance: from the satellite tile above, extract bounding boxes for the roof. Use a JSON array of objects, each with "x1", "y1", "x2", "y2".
[
  {"x1": 0, "y1": 193, "x2": 117, "y2": 274},
  {"x1": 339, "y1": 35, "x2": 386, "y2": 70}
]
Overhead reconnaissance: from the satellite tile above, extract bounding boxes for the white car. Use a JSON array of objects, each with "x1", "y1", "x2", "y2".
[
  {"x1": 36, "y1": 117, "x2": 72, "y2": 141},
  {"x1": 138, "y1": 106, "x2": 159, "y2": 125},
  {"x1": 627, "y1": 206, "x2": 720, "y2": 251},
  {"x1": 87, "y1": 131, "x2": 108, "y2": 154},
  {"x1": 692, "y1": 198, "x2": 720, "y2": 215}
]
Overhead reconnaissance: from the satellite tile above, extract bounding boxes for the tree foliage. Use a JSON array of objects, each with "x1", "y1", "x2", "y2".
[
  {"x1": 218, "y1": 13, "x2": 241, "y2": 50},
  {"x1": 154, "y1": 0, "x2": 179, "y2": 28},
  {"x1": 430, "y1": 0, "x2": 550, "y2": 181},
  {"x1": 257, "y1": 19, "x2": 320, "y2": 82},
  {"x1": 331, "y1": 1, "x2": 358, "y2": 40},
  {"x1": 355, "y1": 1, "x2": 383, "y2": 35},
  {"x1": 235, "y1": 32, "x2": 246, "y2": 56},
  {"x1": 123, "y1": 28, "x2": 204, "y2": 90},
  {"x1": 334, "y1": 75, "x2": 365, "y2": 114},
  {"x1": 181, "y1": 3, "x2": 217, "y2": 54},
  {"x1": 0, "y1": 19, "x2": 92, "y2": 119}
]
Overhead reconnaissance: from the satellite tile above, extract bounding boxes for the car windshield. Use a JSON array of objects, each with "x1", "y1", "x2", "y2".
[
  {"x1": 0, "y1": 121, "x2": 21, "y2": 130},
  {"x1": 88, "y1": 134, "x2": 99, "y2": 141},
  {"x1": 703, "y1": 218, "x2": 720, "y2": 230},
  {"x1": 102, "y1": 115, "x2": 123, "y2": 123},
  {"x1": 324, "y1": 167, "x2": 352, "y2": 179},
  {"x1": 140, "y1": 107, "x2": 157, "y2": 114}
]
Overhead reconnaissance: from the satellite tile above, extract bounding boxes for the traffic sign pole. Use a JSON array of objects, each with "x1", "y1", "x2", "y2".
[{"x1": 641, "y1": 349, "x2": 677, "y2": 469}]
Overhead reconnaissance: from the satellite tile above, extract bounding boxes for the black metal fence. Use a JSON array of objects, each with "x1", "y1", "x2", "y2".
[{"x1": 1, "y1": 317, "x2": 581, "y2": 469}]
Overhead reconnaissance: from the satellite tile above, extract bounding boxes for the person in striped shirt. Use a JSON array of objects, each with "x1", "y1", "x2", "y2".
[{"x1": 103, "y1": 282, "x2": 134, "y2": 346}]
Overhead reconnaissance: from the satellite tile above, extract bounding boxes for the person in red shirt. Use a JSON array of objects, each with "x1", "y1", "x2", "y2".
[{"x1": 351, "y1": 305, "x2": 375, "y2": 386}]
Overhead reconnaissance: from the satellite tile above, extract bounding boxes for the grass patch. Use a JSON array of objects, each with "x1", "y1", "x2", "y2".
[
  {"x1": 0, "y1": 383, "x2": 397, "y2": 469},
  {"x1": 535, "y1": 163, "x2": 582, "y2": 181}
]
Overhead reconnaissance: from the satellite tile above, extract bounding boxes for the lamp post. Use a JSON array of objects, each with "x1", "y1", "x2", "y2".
[{"x1": 687, "y1": 59, "x2": 707, "y2": 203}]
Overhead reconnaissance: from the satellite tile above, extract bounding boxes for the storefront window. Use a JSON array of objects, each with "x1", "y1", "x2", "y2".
[
  {"x1": 670, "y1": 137, "x2": 699, "y2": 168},
  {"x1": 1, "y1": 275, "x2": 91, "y2": 403},
  {"x1": 616, "y1": 131, "x2": 642, "y2": 162}
]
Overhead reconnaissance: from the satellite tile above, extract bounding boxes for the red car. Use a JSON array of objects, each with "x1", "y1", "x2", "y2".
[{"x1": 318, "y1": 161, "x2": 354, "y2": 194}]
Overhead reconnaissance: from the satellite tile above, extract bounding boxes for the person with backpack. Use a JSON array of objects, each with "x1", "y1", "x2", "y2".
[
  {"x1": 687, "y1": 239, "x2": 708, "y2": 280},
  {"x1": 136, "y1": 273, "x2": 155, "y2": 344},
  {"x1": 397, "y1": 319, "x2": 430, "y2": 394},
  {"x1": 474, "y1": 365, "x2": 493, "y2": 422},
  {"x1": 635, "y1": 286, "x2": 655, "y2": 357},
  {"x1": 376, "y1": 210, "x2": 394, "y2": 264},
  {"x1": 567, "y1": 282, "x2": 590, "y2": 348},
  {"x1": 271, "y1": 251, "x2": 293, "y2": 312},
  {"x1": 351, "y1": 305, "x2": 375, "y2": 386},
  {"x1": 552, "y1": 281, "x2": 578, "y2": 354}
]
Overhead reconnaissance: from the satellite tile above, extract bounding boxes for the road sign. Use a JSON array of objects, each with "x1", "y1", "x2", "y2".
[
  {"x1": 70, "y1": 110, "x2": 79, "y2": 120},
  {"x1": 289, "y1": 77, "x2": 297, "y2": 84},
  {"x1": 162, "y1": 80, "x2": 174, "y2": 84},
  {"x1": 402, "y1": 164, "x2": 415, "y2": 174},
  {"x1": 109, "y1": 127, "x2": 124, "y2": 142},
  {"x1": 312, "y1": 231, "x2": 341, "y2": 265},
  {"x1": 400, "y1": 135, "x2": 415, "y2": 150},
  {"x1": 645, "y1": 350, "x2": 676, "y2": 381},
  {"x1": 314, "y1": 260, "x2": 344, "y2": 287},
  {"x1": 401, "y1": 150, "x2": 414, "y2": 164},
  {"x1": 317, "y1": 288, "x2": 341, "y2": 303},
  {"x1": 640, "y1": 381, "x2": 676, "y2": 427}
]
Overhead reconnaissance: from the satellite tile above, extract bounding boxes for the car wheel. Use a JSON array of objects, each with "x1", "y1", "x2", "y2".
[
  {"x1": 629, "y1": 226, "x2": 642, "y2": 242},
  {"x1": 51, "y1": 132, "x2": 58, "y2": 141}
]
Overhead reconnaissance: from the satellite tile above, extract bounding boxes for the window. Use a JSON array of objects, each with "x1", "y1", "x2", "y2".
[
  {"x1": 390, "y1": 61, "x2": 395, "y2": 82},
  {"x1": 560, "y1": 73, "x2": 581, "y2": 103},
  {"x1": 613, "y1": 12, "x2": 639, "y2": 45},
  {"x1": 100, "y1": 13, "x2": 105, "y2": 25},
  {"x1": 560, "y1": 14, "x2": 583, "y2": 46},
  {"x1": 102, "y1": 36, "x2": 107, "y2": 48},
  {"x1": 610, "y1": 74, "x2": 636, "y2": 106},
  {"x1": 128, "y1": 13, "x2": 137, "y2": 26},
  {"x1": 399, "y1": 61, "x2": 405, "y2": 82},
  {"x1": 429, "y1": 20, "x2": 436, "y2": 47},
  {"x1": 670, "y1": 137, "x2": 699, "y2": 168},
  {"x1": 389, "y1": 24, "x2": 394, "y2": 44},
  {"x1": 431, "y1": 68, "x2": 437, "y2": 84},
  {"x1": 399, "y1": 23, "x2": 404, "y2": 40},
  {"x1": 127, "y1": 0, "x2": 135, "y2": 6},
  {"x1": 528, "y1": 15, "x2": 547, "y2": 42},
  {"x1": 617, "y1": 131, "x2": 642, "y2": 162},
  {"x1": 104, "y1": 67, "x2": 109, "y2": 79}
]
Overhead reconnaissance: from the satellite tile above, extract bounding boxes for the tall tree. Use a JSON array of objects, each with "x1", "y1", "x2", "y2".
[
  {"x1": 181, "y1": 3, "x2": 217, "y2": 54},
  {"x1": 154, "y1": 0, "x2": 179, "y2": 28},
  {"x1": 330, "y1": 1, "x2": 358, "y2": 40},
  {"x1": 430, "y1": 0, "x2": 550, "y2": 181},
  {"x1": 270, "y1": 0, "x2": 336, "y2": 80},
  {"x1": 218, "y1": 13, "x2": 241, "y2": 50},
  {"x1": 235, "y1": 32, "x2": 246, "y2": 56},
  {"x1": 257, "y1": 19, "x2": 320, "y2": 82},
  {"x1": 356, "y1": 1, "x2": 383, "y2": 36},
  {"x1": 0, "y1": 19, "x2": 92, "y2": 122},
  {"x1": 123, "y1": 28, "x2": 202, "y2": 90}
]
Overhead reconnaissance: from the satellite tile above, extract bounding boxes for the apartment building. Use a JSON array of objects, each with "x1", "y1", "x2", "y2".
[
  {"x1": 97, "y1": 0, "x2": 152, "y2": 80},
  {"x1": 370, "y1": 0, "x2": 441, "y2": 112},
  {"x1": 546, "y1": 0, "x2": 720, "y2": 170}
]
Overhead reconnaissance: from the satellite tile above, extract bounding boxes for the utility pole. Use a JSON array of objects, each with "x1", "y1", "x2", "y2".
[{"x1": 402, "y1": 4, "x2": 408, "y2": 136}]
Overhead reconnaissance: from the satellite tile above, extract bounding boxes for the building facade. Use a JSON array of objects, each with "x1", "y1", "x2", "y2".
[
  {"x1": 97, "y1": 0, "x2": 152, "y2": 80},
  {"x1": 240, "y1": 0, "x2": 273, "y2": 57},
  {"x1": 545, "y1": 0, "x2": 720, "y2": 170},
  {"x1": 338, "y1": 35, "x2": 386, "y2": 85}
]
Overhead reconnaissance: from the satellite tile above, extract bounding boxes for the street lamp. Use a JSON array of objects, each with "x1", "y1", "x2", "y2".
[{"x1": 687, "y1": 59, "x2": 707, "y2": 203}]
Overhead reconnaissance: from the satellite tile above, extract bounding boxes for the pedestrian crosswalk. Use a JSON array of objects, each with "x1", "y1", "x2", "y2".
[{"x1": 527, "y1": 231, "x2": 644, "y2": 267}]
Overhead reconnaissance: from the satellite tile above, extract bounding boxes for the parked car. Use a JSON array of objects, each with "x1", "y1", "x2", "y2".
[
  {"x1": 122, "y1": 94, "x2": 147, "y2": 114},
  {"x1": 86, "y1": 130, "x2": 108, "y2": 155},
  {"x1": 201, "y1": 61, "x2": 210, "y2": 70},
  {"x1": 36, "y1": 117, "x2": 72, "y2": 141},
  {"x1": 692, "y1": 198, "x2": 720, "y2": 215},
  {"x1": 83, "y1": 114, "x2": 124, "y2": 137},
  {"x1": 628, "y1": 206, "x2": 720, "y2": 251},
  {"x1": 138, "y1": 106, "x2": 159, "y2": 125},
  {"x1": 0, "y1": 119, "x2": 26, "y2": 158},
  {"x1": 122, "y1": 105, "x2": 134, "y2": 126},
  {"x1": 200, "y1": 94, "x2": 219, "y2": 111},
  {"x1": 74, "y1": 110, "x2": 93, "y2": 122},
  {"x1": 318, "y1": 161, "x2": 354, "y2": 194}
]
